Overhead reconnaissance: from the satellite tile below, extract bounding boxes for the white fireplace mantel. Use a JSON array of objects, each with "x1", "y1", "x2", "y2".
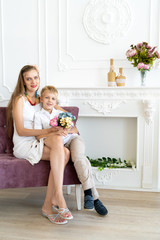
[
  {"x1": 58, "y1": 87, "x2": 160, "y2": 192},
  {"x1": 58, "y1": 87, "x2": 160, "y2": 100},
  {"x1": 58, "y1": 87, "x2": 159, "y2": 124}
]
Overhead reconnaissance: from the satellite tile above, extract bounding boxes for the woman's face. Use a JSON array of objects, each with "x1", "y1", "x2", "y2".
[{"x1": 23, "y1": 69, "x2": 40, "y2": 92}]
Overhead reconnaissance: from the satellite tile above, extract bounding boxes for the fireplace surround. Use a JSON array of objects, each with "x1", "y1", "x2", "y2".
[{"x1": 58, "y1": 87, "x2": 160, "y2": 191}]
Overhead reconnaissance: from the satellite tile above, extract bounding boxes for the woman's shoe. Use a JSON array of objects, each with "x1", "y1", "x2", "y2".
[
  {"x1": 52, "y1": 205, "x2": 59, "y2": 212},
  {"x1": 41, "y1": 211, "x2": 68, "y2": 224},
  {"x1": 57, "y1": 208, "x2": 73, "y2": 220}
]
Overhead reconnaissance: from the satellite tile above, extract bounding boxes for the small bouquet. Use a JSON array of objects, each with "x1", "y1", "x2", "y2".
[
  {"x1": 126, "y1": 41, "x2": 160, "y2": 71},
  {"x1": 50, "y1": 112, "x2": 76, "y2": 129}
]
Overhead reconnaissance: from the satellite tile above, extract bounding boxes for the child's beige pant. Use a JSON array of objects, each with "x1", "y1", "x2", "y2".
[{"x1": 65, "y1": 135, "x2": 99, "y2": 200}]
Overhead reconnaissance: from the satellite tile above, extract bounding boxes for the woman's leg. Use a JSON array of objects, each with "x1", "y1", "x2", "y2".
[{"x1": 41, "y1": 146, "x2": 70, "y2": 215}]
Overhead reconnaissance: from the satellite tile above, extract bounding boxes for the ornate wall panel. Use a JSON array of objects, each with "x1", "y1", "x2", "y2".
[
  {"x1": 58, "y1": 0, "x2": 159, "y2": 71},
  {"x1": 83, "y1": 0, "x2": 132, "y2": 44},
  {"x1": 0, "y1": 0, "x2": 45, "y2": 101}
]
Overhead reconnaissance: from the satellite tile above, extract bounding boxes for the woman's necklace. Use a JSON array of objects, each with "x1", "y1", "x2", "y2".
[{"x1": 25, "y1": 92, "x2": 38, "y2": 106}]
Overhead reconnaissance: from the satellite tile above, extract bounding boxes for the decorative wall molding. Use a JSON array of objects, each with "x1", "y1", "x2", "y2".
[
  {"x1": 44, "y1": 0, "x2": 48, "y2": 84},
  {"x1": 58, "y1": 0, "x2": 158, "y2": 70},
  {"x1": 58, "y1": 87, "x2": 160, "y2": 100},
  {"x1": 92, "y1": 167, "x2": 137, "y2": 184},
  {"x1": 83, "y1": 0, "x2": 132, "y2": 44},
  {"x1": 142, "y1": 122, "x2": 154, "y2": 188},
  {"x1": 85, "y1": 100, "x2": 126, "y2": 115},
  {"x1": 0, "y1": 0, "x2": 12, "y2": 93},
  {"x1": 92, "y1": 167, "x2": 119, "y2": 184},
  {"x1": 0, "y1": 0, "x2": 42, "y2": 99},
  {"x1": 58, "y1": 88, "x2": 158, "y2": 124},
  {"x1": 58, "y1": 62, "x2": 69, "y2": 72},
  {"x1": 0, "y1": 93, "x2": 9, "y2": 102},
  {"x1": 143, "y1": 99, "x2": 156, "y2": 124},
  {"x1": 0, "y1": 94, "x2": 4, "y2": 101}
]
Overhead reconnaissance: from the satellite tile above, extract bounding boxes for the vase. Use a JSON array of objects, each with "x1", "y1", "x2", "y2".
[{"x1": 140, "y1": 70, "x2": 147, "y2": 86}]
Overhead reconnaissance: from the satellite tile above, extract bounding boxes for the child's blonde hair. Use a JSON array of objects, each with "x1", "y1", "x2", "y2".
[{"x1": 41, "y1": 85, "x2": 58, "y2": 98}]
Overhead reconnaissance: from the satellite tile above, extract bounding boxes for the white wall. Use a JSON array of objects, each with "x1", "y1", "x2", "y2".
[
  {"x1": 0, "y1": 0, "x2": 160, "y2": 106},
  {"x1": 1, "y1": 0, "x2": 160, "y2": 190}
]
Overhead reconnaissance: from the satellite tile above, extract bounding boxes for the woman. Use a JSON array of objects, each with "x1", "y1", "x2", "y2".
[
  {"x1": 8, "y1": 65, "x2": 108, "y2": 223},
  {"x1": 7, "y1": 65, "x2": 73, "y2": 224}
]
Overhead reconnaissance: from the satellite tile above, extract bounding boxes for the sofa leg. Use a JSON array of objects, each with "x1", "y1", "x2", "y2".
[
  {"x1": 75, "y1": 184, "x2": 81, "y2": 211},
  {"x1": 67, "y1": 185, "x2": 71, "y2": 195}
]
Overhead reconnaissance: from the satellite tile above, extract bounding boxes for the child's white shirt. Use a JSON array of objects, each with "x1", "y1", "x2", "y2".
[{"x1": 34, "y1": 107, "x2": 62, "y2": 129}]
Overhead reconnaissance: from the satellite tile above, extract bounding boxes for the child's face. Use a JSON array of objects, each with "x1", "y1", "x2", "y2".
[{"x1": 40, "y1": 90, "x2": 57, "y2": 113}]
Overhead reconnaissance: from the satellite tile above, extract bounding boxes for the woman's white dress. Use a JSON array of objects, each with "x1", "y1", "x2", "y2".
[{"x1": 13, "y1": 96, "x2": 44, "y2": 165}]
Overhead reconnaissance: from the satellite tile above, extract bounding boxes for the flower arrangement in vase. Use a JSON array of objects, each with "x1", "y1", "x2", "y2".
[{"x1": 126, "y1": 42, "x2": 160, "y2": 86}]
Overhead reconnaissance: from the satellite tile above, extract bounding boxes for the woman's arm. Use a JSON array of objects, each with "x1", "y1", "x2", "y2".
[
  {"x1": 36, "y1": 131, "x2": 55, "y2": 141},
  {"x1": 13, "y1": 97, "x2": 55, "y2": 137},
  {"x1": 54, "y1": 104, "x2": 67, "y2": 112}
]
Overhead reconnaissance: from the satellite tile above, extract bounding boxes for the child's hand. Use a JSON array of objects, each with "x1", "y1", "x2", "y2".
[{"x1": 55, "y1": 127, "x2": 68, "y2": 136}]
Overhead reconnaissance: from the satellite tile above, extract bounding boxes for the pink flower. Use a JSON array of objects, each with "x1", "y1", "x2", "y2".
[
  {"x1": 155, "y1": 51, "x2": 160, "y2": 59},
  {"x1": 126, "y1": 49, "x2": 137, "y2": 57},
  {"x1": 146, "y1": 44, "x2": 152, "y2": 49},
  {"x1": 50, "y1": 116, "x2": 58, "y2": 127},
  {"x1": 148, "y1": 46, "x2": 156, "y2": 54},
  {"x1": 137, "y1": 63, "x2": 145, "y2": 69},
  {"x1": 148, "y1": 52, "x2": 153, "y2": 58},
  {"x1": 144, "y1": 64, "x2": 150, "y2": 70},
  {"x1": 137, "y1": 63, "x2": 149, "y2": 70},
  {"x1": 136, "y1": 43, "x2": 143, "y2": 49}
]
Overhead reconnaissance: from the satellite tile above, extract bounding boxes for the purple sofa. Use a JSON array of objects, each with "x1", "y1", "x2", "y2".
[{"x1": 0, "y1": 106, "x2": 81, "y2": 210}]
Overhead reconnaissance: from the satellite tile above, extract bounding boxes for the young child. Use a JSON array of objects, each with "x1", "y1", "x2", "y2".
[
  {"x1": 34, "y1": 86, "x2": 78, "y2": 144},
  {"x1": 35, "y1": 85, "x2": 108, "y2": 216}
]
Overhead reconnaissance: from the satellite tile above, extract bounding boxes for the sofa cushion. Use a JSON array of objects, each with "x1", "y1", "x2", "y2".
[{"x1": 0, "y1": 107, "x2": 13, "y2": 154}]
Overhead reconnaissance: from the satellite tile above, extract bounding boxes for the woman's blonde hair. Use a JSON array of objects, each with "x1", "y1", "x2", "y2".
[
  {"x1": 7, "y1": 65, "x2": 39, "y2": 137},
  {"x1": 40, "y1": 85, "x2": 58, "y2": 97}
]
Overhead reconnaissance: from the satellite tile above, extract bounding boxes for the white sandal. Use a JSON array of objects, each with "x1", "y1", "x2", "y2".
[
  {"x1": 42, "y1": 211, "x2": 68, "y2": 225},
  {"x1": 58, "y1": 208, "x2": 73, "y2": 220}
]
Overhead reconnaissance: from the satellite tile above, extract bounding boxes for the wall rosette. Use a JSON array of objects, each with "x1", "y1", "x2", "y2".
[{"x1": 83, "y1": 0, "x2": 132, "y2": 44}]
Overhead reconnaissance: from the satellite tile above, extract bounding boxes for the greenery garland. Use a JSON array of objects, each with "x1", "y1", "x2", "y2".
[{"x1": 87, "y1": 156, "x2": 135, "y2": 171}]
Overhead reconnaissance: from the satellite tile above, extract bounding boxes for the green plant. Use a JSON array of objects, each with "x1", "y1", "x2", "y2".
[{"x1": 87, "y1": 156, "x2": 134, "y2": 171}]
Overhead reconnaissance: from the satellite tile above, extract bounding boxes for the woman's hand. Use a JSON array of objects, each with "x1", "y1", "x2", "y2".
[{"x1": 36, "y1": 135, "x2": 42, "y2": 141}]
